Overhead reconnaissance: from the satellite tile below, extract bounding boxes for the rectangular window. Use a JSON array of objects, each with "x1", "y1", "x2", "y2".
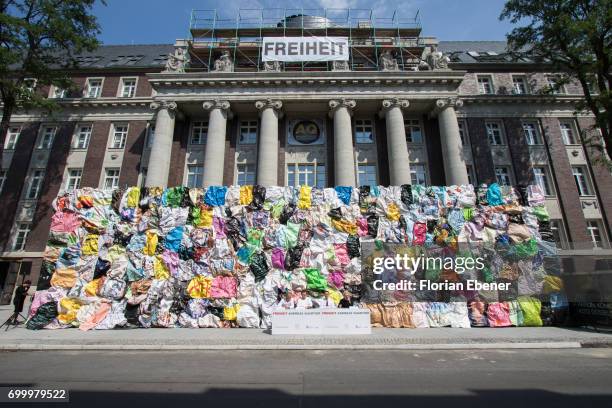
[
  {"x1": 287, "y1": 163, "x2": 325, "y2": 188},
  {"x1": 405, "y1": 119, "x2": 423, "y2": 143},
  {"x1": 523, "y1": 122, "x2": 542, "y2": 145},
  {"x1": 12, "y1": 223, "x2": 31, "y2": 251},
  {"x1": 27, "y1": 169, "x2": 45, "y2": 199},
  {"x1": 466, "y1": 165, "x2": 476, "y2": 185},
  {"x1": 66, "y1": 168, "x2": 83, "y2": 191},
  {"x1": 560, "y1": 121, "x2": 578, "y2": 145},
  {"x1": 495, "y1": 166, "x2": 512, "y2": 186},
  {"x1": 111, "y1": 124, "x2": 128, "y2": 149},
  {"x1": 0, "y1": 169, "x2": 6, "y2": 193},
  {"x1": 533, "y1": 166, "x2": 552, "y2": 195},
  {"x1": 146, "y1": 123, "x2": 155, "y2": 148},
  {"x1": 37, "y1": 126, "x2": 56, "y2": 149},
  {"x1": 512, "y1": 76, "x2": 528, "y2": 95},
  {"x1": 587, "y1": 220, "x2": 604, "y2": 249},
  {"x1": 4, "y1": 127, "x2": 20, "y2": 150},
  {"x1": 51, "y1": 86, "x2": 67, "y2": 99},
  {"x1": 355, "y1": 119, "x2": 374, "y2": 144},
  {"x1": 238, "y1": 121, "x2": 258, "y2": 144},
  {"x1": 186, "y1": 165, "x2": 204, "y2": 188},
  {"x1": 458, "y1": 120, "x2": 469, "y2": 146},
  {"x1": 103, "y1": 168, "x2": 120, "y2": 190},
  {"x1": 357, "y1": 163, "x2": 377, "y2": 186},
  {"x1": 120, "y1": 78, "x2": 137, "y2": 98},
  {"x1": 547, "y1": 75, "x2": 565, "y2": 94},
  {"x1": 572, "y1": 166, "x2": 592, "y2": 196},
  {"x1": 74, "y1": 125, "x2": 92, "y2": 149},
  {"x1": 236, "y1": 163, "x2": 256, "y2": 186},
  {"x1": 85, "y1": 78, "x2": 103, "y2": 98},
  {"x1": 486, "y1": 122, "x2": 505, "y2": 145},
  {"x1": 410, "y1": 163, "x2": 427, "y2": 186},
  {"x1": 191, "y1": 121, "x2": 208, "y2": 145},
  {"x1": 550, "y1": 220, "x2": 568, "y2": 249},
  {"x1": 477, "y1": 76, "x2": 494, "y2": 94}
]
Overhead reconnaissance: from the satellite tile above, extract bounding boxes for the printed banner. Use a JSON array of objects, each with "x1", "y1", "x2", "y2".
[{"x1": 262, "y1": 36, "x2": 349, "y2": 62}]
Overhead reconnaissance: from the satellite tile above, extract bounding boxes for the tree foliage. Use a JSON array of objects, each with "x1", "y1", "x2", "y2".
[
  {"x1": 501, "y1": 0, "x2": 612, "y2": 163},
  {"x1": 0, "y1": 0, "x2": 103, "y2": 164}
]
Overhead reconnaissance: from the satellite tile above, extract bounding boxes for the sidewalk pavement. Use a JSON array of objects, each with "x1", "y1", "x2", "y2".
[{"x1": 1, "y1": 305, "x2": 611, "y2": 351}]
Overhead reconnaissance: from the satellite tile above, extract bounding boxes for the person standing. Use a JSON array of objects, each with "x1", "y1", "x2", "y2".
[
  {"x1": 338, "y1": 291, "x2": 354, "y2": 308},
  {"x1": 295, "y1": 290, "x2": 313, "y2": 309},
  {"x1": 11, "y1": 280, "x2": 31, "y2": 323}
]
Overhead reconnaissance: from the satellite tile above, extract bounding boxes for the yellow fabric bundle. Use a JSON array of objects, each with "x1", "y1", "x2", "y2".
[
  {"x1": 84, "y1": 279, "x2": 101, "y2": 297},
  {"x1": 386, "y1": 203, "x2": 401, "y2": 221},
  {"x1": 187, "y1": 275, "x2": 213, "y2": 298},
  {"x1": 331, "y1": 219, "x2": 357, "y2": 235},
  {"x1": 239, "y1": 185, "x2": 253, "y2": 205},
  {"x1": 143, "y1": 230, "x2": 158, "y2": 256},
  {"x1": 298, "y1": 186, "x2": 312, "y2": 209},
  {"x1": 153, "y1": 256, "x2": 170, "y2": 280},
  {"x1": 50, "y1": 268, "x2": 77, "y2": 289},
  {"x1": 57, "y1": 297, "x2": 85, "y2": 324},
  {"x1": 126, "y1": 187, "x2": 141, "y2": 208},
  {"x1": 223, "y1": 304, "x2": 240, "y2": 321},
  {"x1": 81, "y1": 234, "x2": 99, "y2": 255}
]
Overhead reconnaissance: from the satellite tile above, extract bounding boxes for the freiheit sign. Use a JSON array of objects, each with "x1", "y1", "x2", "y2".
[
  {"x1": 271, "y1": 309, "x2": 371, "y2": 335},
  {"x1": 262, "y1": 37, "x2": 349, "y2": 62}
]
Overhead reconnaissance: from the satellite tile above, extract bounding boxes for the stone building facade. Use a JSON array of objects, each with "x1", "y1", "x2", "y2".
[{"x1": 0, "y1": 13, "x2": 610, "y2": 303}]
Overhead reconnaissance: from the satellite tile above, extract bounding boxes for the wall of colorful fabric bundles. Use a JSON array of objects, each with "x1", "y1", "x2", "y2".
[{"x1": 27, "y1": 183, "x2": 567, "y2": 330}]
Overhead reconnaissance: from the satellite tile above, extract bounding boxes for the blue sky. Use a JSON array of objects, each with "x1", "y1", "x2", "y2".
[{"x1": 93, "y1": 0, "x2": 516, "y2": 45}]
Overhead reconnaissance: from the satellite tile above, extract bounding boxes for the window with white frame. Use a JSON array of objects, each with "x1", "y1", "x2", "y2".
[
  {"x1": 23, "y1": 78, "x2": 37, "y2": 92},
  {"x1": 523, "y1": 122, "x2": 542, "y2": 145},
  {"x1": 355, "y1": 119, "x2": 374, "y2": 144},
  {"x1": 66, "y1": 168, "x2": 82, "y2": 191},
  {"x1": 146, "y1": 123, "x2": 155, "y2": 148},
  {"x1": 458, "y1": 120, "x2": 469, "y2": 146},
  {"x1": 466, "y1": 164, "x2": 476, "y2": 185},
  {"x1": 547, "y1": 75, "x2": 565, "y2": 94},
  {"x1": 477, "y1": 76, "x2": 494, "y2": 94},
  {"x1": 85, "y1": 78, "x2": 103, "y2": 98},
  {"x1": 495, "y1": 166, "x2": 512, "y2": 186},
  {"x1": 572, "y1": 166, "x2": 592, "y2": 196},
  {"x1": 236, "y1": 163, "x2": 256, "y2": 186},
  {"x1": 486, "y1": 122, "x2": 505, "y2": 145},
  {"x1": 103, "y1": 168, "x2": 120, "y2": 190},
  {"x1": 27, "y1": 169, "x2": 45, "y2": 199},
  {"x1": 37, "y1": 126, "x2": 56, "y2": 149},
  {"x1": 410, "y1": 163, "x2": 427, "y2": 186},
  {"x1": 110, "y1": 124, "x2": 128, "y2": 149},
  {"x1": 287, "y1": 163, "x2": 326, "y2": 188},
  {"x1": 533, "y1": 166, "x2": 553, "y2": 195},
  {"x1": 0, "y1": 169, "x2": 6, "y2": 193},
  {"x1": 560, "y1": 121, "x2": 578, "y2": 144},
  {"x1": 238, "y1": 120, "x2": 258, "y2": 144},
  {"x1": 120, "y1": 78, "x2": 137, "y2": 98},
  {"x1": 12, "y1": 223, "x2": 31, "y2": 251},
  {"x1": 191, "y1": 121, "x2": 208, "y2": 145},
  {"x1": 4, "y1": 127, "x2": 20, "y2": 150},
  {"x1": 550, "y1": 219, "x2": 568, "y2": 249},
  {"x1": 405, "y1": 119, "x2": 423, "y2": 143},
  {"x1": 512, "y1": 76, "x2": 528, "y2": 94},
  {"x1": 357, "y1": 163, "x2": 377, "y2": 186},
  {"x1": 51, "y1": 86, "x2": 67, "y2": 99},
  {"x1": 586, "y1": 220, "x2": 605, "y2": 249},
  {"x1": 74, "y1": 125, "x2": 92, "y2": 149},
  {"x1": 186, "y1": 165, "x2": 204, "y2": 188}
]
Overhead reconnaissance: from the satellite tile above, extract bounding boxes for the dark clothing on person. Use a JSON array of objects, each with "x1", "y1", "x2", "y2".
[
  {"x1": 13, "y1": 286, "x2": 29, "y2": 313},
  {"x1": 338, "y1": 298, "x2": 353, "y2": 308}
]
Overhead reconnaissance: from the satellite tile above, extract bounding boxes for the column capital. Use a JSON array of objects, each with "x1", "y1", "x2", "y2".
[
  {"x1": 150, "y1": 100, "x2": 177, "y2": 112},
  {"x1": 382, "y1": 98, "x2": 410, "y2": 110},
  {"x1": 203, "y1": 99, "x2": 231, "y2": 111},
  {"x1": 328, "y1": 99, "x2": 356, "y2": 117},
  {"x1": 255, "y1": 99, "x2": 283, "y2": 113},
  {"x1": 435, "y1": 97, "x2": 464, "y2": 110}
]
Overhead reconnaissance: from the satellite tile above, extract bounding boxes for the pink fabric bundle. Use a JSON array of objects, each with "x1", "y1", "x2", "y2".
[
  {"x1": 333, "y1": 244, "x2": 350, "y2": 266},
  {"x1": 356, "y1": 218, "x2": 369, "y2": 236},
  {"x1": 413, "y1": 223, "x2": 427, "y2": 245},
  {"x1": 213, "y1": 216, "x2": 226, "y2": 238},
  {"x1": 50, "y1": 211, "x2": 81, "y2": 233},
  {"x1": 271, "y1": 248, "x2": 285, "y2": 269},
  {"x1": 210, "y1": 276, "x2": 237, "y2": 298},
  {"x1": 327, "y1": 270, "x2": 344, "y2": 289},
  {"x1": 486, "y1": 302, "x2": 512, "y2": 327}
]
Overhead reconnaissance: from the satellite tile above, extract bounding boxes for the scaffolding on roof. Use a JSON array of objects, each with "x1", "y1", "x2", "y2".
[{"x1": 187, "y1": 8, "x2": 425, "y2": 72}]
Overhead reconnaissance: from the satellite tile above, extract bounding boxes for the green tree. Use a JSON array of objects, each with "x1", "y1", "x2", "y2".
[
  {"x1": 500, "y1": 0, "x2": 611, "y2": 162},
  {"x1": 0, "y1": 0, "x2": 104, "y2": 165}
]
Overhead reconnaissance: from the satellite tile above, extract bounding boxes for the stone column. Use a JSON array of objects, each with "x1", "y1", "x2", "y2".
[
  {"x1": 146, "y1": 100, "x2": 177, "y2": 187},
  {"x1": 329, "y1": 99, "x2": 357, "y2": 187},
  {"x1": 436, "y1": 98, "x2": 469, "y2": 186},
  {"x1": 202, "y1": 100, "x2": 232, "y2": 187},
  {"x1": 381, "y1": 99, "x2": 411, "y2": 185},
  {"x1": 255, "y1": 99, "x2": 283, "y2": 186}
]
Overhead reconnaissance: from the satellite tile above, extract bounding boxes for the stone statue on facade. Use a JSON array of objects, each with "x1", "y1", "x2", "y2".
[
  {"x1": 423, "y1": 44, "x2": 450, "y2": 70},
  {"x1": 332, "y1": 60, "x2": 350, "y2": 71},
  {"x1": 164, "y1": 46, "x2": 188, "y2": 73},
  {"x1": 214, "y1": 50, "x2": 234, "y2": 72},
  {"x1": 263, "y1": 60, "x2": 281, "y2": 72},
  {"x1": 380, "y1": 50, "x2": 399, "y2": 71}
]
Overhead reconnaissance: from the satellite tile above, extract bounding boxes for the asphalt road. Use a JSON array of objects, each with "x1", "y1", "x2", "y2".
[{"x1": 1, "y1": 349, "x2": 611, "y2": 407}]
